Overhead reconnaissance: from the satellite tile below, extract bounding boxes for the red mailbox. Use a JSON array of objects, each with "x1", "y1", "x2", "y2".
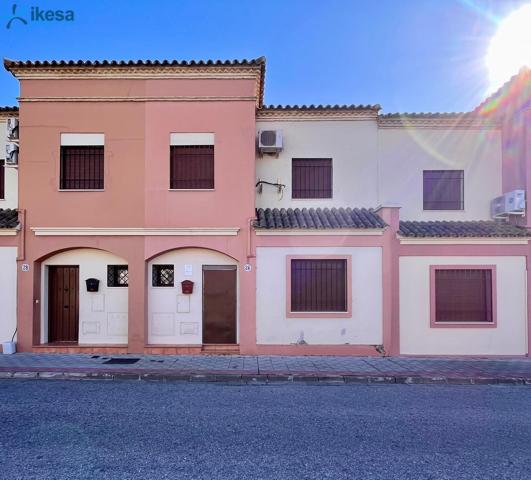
[{"x1": 181, "y1": 280, "x2": 194, "y2": 294}]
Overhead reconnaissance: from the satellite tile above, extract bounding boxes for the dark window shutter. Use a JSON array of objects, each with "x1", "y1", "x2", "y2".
[
  {"x1": 423, "y1": 170, "x2": 464, "y2": 210},
  {"x1": 292, "y1": 158, "x2": 332, "y2": 199},
  {"x1": 435, "y1": 269, "x2": 493, "y2": 322},
  {"x1": 60, "y1": 146, "x2": 104, "y2": 190},
  {"x1": 170, "y1": 145, "x2": 214, "y2": 189},
  {"x1": 291, "y1": 259, "x2": 347, "y2": 312},
  {"x1": 0, "y1": 160, "x2": 4, "y2": 199}
]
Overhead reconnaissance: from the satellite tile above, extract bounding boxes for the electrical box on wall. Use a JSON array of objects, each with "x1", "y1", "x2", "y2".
[{"x1": 181, "y1": 280, "x2": 194, "y2": 294}]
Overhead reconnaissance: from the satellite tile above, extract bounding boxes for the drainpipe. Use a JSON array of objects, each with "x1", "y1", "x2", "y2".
[
  {"x1": 247, "y1": 217, "x2": 256, "y2": 260},
  {"x1": 16, "y1": 208, "x2": 26, "y2": 261}
]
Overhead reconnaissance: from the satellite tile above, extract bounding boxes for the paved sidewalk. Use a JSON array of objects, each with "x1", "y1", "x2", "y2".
[{"x1": 1, "y1": 353, "x2": 530, "y2": 384}]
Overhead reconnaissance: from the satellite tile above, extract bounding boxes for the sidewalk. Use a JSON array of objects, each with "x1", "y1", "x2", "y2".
[{"x1": 1, "y1": 353, "x2": 531, "y2": 384}]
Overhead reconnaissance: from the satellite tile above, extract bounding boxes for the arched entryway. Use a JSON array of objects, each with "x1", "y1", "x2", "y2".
[
  {"x1": 148, "y1": 248, "x2": 239, "y2": 346},
  {"x1": 40, "y1": 248, "x2": 129, "y2": 345}
]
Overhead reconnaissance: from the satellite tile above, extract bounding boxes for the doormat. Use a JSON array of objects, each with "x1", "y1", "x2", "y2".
[{"x1": 102, "y1": 358, "x2": 140, "y2": 365}]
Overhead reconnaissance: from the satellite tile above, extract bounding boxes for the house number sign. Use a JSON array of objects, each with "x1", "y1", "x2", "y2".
[
  {"x1": 21, "y1": 264, "x2": 30, "y2": 272},
  {"x1": 244, "y1": 264, "x2": 252, "y2": 272}
]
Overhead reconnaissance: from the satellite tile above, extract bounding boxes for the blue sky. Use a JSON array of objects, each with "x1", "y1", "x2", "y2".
[{"x1": 0, "y1": 0, "x2": 527, "y2": 112}]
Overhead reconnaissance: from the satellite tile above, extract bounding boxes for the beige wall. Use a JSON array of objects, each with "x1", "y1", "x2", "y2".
[
  {"x1": 378, "y1": 127, "x2": 502, "y2": 220},
  {"x1": 399, "y1": 256, "x2": 528, "y2": 355},
  {"x1": 148, "y1": 248, "x2": 239, "y2": 345},
  {"x1": 0, "y1": 247, "x2": 17, "y2": 344},
  {"x1": 256, "y1": 246, "x2": 383, "y2": 345},
  {"x1": 41, "y1": 249, "x2": 128, "y2": 345},
  {"x1": 256, "y1": 120, "x2": 379, "y2": 209}
]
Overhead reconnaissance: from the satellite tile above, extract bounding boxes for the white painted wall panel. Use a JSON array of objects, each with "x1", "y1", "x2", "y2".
[
  {"x1": 0, "y1": 247, "x2": 17, "y2": 344},
  {"x1": 41, "y1": 249, "x2": 128, "y2": 345},
  {"x1": 399, "y1": 256, "x2": 527, "y2": 355},
  {"x1": 0, "y1": 120, "x2": 18, "y2": 209},
  {"x1": 256, "y1": 246, "x2": 382, "y2": 345},
  {"x1": 148, "y1": 248, "x2": 239, "y2": 345}
]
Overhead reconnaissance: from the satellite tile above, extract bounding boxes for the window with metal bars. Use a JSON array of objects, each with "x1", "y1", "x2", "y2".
[
  {"x1": 170, "y1": 145, "x2": 214, "y2": 189},
  {"x1": 290, "y1": 259, "x2": 347, "y2": 312},
  {"x1": 423, "y1": 170, "x2": 464, "y2": 210},
  {"x1": 60, "y1": 146, "x2": 104, "y2": 190},
  {"x1": 0, "y1": 160, "x2": 4, "y2": 199},
  {"x1": 152, "y1": 264, "x2": 174, "y2": 287},
  {"x1": 107, "y1": 265, "x2": 128, "y2": 287},
  {"x1": 434, "y1": 268, "x2": 493, "y2": 323},
  {"x1": 292, "y1": 158, "x2": 332, "y2": 199}
]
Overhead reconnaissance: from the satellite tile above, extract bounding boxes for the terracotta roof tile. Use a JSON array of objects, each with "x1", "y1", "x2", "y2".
[
  {"x1": 255, "y1": 207, "x2": 387, "y2": 229},
  {"x1": 261, "y1": 104, "x2": 380, "y2": 111},
  {"x1": 399, "y1": 220, "x2": 529, "y2": 238}
]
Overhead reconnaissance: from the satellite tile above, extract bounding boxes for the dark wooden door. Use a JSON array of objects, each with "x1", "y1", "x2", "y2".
[
  {"x1": 202, "y1": 266, "x2": 237, "y2": 344},
  {"x1": 48, "y1": 266, "x2": 79, "y2": 343}
]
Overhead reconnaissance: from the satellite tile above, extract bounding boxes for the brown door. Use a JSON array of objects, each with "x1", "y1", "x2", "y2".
[
  {"x1": 202, "y1": 266, "x2": 237, "y2": 344},
  {"x1": 48, "y1": 266, "x2": 79, "y2": 343}
]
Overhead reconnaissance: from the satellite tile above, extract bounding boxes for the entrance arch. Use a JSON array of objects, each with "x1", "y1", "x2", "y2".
[{"x1": 148, "y1": 248, "x2": 239, "y2": 346}]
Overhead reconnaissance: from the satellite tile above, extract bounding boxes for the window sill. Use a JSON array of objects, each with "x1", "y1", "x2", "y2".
[
  {"x1": 168, "y1": 189, "x2": 215, "y2": 192},
  {"x1": 422, "y1": 209, "x2": 465, "y2": 212},
  {"x1": 291, "y1": 198, "x2": 333, "y2": 201},
  {"x1": 431, "y1": 322, "x2": 496, "y2": 329},
  {"x1": 58, "y1": 189, "x2": 105, "y2": 192},
  {"x1": 287, "y1": 311, "x2": 352, "y2": 318}
]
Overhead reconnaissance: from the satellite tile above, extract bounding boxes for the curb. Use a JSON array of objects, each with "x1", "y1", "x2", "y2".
[{"x1": 0, "y1": 371, "x2": 530, "y2": 385}]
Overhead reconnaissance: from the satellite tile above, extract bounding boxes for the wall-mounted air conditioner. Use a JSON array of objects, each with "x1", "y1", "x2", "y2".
[
  {"x1": 491, "y1": 189, "x2": 525, "y2": 218},
  {"x1": 258, "y1": 129, "x2": 283, "y2": 154},
  {"x1": 6, "y1": 118, "x2": 19, "y2": 141},
  {"x1": 5, "y1": 143, "x2": 19, "y2": 167}
]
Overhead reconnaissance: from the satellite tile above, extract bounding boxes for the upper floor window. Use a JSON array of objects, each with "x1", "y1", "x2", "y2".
[
  {"x1": 60, "y1": 134, "x2": 105, "y2": 190},
  {"x1": 423, "y1": 170, "x2": 464, "y2": 210},
  {"x1": 170, "y1": 133, "x2": 215, "y2": 190},
  {"x1": 0, "y1": 160, "x2": 4, "y2": 200},
  {"x1": 292, "y1": 158, "x2": 332, "y2": 199}
]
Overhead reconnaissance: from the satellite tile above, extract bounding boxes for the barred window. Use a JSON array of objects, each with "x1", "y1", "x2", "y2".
[
  {"x1": 170, "y1": 145, "x2": 214, "y2": 189},
  {"x1": 152, "y1": 264, "x2": 174, "y2": 287},
  {"x1": 60, "y1": 146, "x2": 104, "y2": 190},
  {"x1": 292, "y1": 158, "x2": 332, "y2": 199},
  {"x1": 290, "y1": 259, "x2": 347, "y2": 312},
  {"x1": 107, "y1": 265, "x2": 128, "y2": 287},
  {"x1": 423, "y1": 170, "x2": 464, "y2": 210},
  {"x1": 0, "y1": 160, "x2": 4, "y2": 199}
]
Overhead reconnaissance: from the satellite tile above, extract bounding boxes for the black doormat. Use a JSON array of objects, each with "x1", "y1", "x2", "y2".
[{"x1": 102, "y1": 358, "x2": 140, "y2": 365}]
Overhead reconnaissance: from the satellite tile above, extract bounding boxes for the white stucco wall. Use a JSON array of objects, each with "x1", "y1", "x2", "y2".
[
  {"x1": 41, "y1": 249, "x2": 128, "y2": 345},
  {"x1": 148, "y1": 248, "x2": 239, "y2": 345},
  {"x1": 256, "y1": 120, "x2": 379, "y2": 209},
  {"x1": 0, "y1": 119, "x2": 18, "y2": 210},
  {"x1": 400, "y1": 256, "x2": 528, "y2": 355},
  {"x1": 378, "y1": 128, "x2": 502, "y2": 220},
  {"x1": 0, "y1": 247, "x2": 17, "y2": 344},
  {"x1": 256, "y1": 246, "x2": 382, "y2": 345}
]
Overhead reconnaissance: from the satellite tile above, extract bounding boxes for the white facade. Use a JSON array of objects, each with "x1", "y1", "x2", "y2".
[
  {"x1": 399, "y1": 256, "x2": 528, "y2": 355},
  {"x1": 41, "y1": 249, "x2": 128, "y2": 345},
  {"x1": 0, "y1": 246, "x2": 17, "y2": 343},
  {"x1": 0, "y1": 118, "x2": 18, "y2": 210},
  {"x1": 256, "y1": 120, "x2": 379, "y2": 209},
  {"x1": 148, "y1": 248, "x2": 239, "y2": 345},
  {"x1": 378, "y1": 127, "x2": 502, "y2": 220},
  {"x1": 256, "y1": 246, "x2": 383, "y2": 345}
]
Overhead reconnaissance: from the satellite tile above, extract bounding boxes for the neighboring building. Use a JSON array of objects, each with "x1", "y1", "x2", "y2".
[{"x1": 0, "y1": 58, "x2": 529, "y2": 356}]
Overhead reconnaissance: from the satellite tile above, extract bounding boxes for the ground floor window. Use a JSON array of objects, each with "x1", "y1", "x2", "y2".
[
  {"x1": 152, "y1": 264, "x2": 174, "y2": 287},
  {"x1": 431, "y1": 265, "x2": 496, "y2": 327},
  {"x1": 287, "y1": 256, "x2": 351, "y2": 317},
  {"x1": 107, "y1": 265, "x2": 129, "y2": 287}
]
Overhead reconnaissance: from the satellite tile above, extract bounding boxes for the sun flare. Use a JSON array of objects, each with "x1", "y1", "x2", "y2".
[{"x1": 486, "y1": 3, "x2": 531, "y2": 92}]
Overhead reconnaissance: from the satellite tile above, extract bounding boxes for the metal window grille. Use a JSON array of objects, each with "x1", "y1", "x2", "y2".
[
  {"x1": 60, "y1": 146, "x2": 104, "y2": 190},
  {"x1": 107, "y1": 265, "x2": 128, "y2": 287},
  {"x1": 152, "y1": 264, "x2": 174, "y2": 287},
  {"x1": 292, "y1": 158, "x2": 332, "y2": 199},
  {"x1": 170, "y1": 145, "x2": 214, "y2": 189},
  {"x1": 423, "y1": 170, "x2": 464, "y2": 210}
]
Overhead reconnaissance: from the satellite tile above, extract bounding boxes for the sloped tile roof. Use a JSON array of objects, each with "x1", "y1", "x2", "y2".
[
  {"x1": 0, "y1": 106, "x2": 18, "y2": 112},
  {"x1": 261, "y1": 104, "x2": 380, "y2": 111},
  {"x1": 399, "y1": 220, "x2": 529, "y2": 238},
  {"x1": 0, "y1": 209, "x2": 18, "y2": 229},
  {"x1": 255, "y1": 207, "x2": 387, "y2": 229}
]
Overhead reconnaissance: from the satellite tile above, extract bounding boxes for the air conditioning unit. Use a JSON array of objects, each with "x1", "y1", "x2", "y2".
[
  {"x1": 5, "y1": 143, "x2": 19, "y2": 167},
  {"x1": 6, "y1": 118, "x2": 19, "y2": 141},
  {"x1": 491, "y1": 189, "x2": 525, "y2": 218},
  {"x1": 258, "y1": 129, "x2": 283, "y2": 153}
]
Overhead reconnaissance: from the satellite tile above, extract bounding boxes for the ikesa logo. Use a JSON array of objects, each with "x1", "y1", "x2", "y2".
[{"x1": 7, "y1": 3, "x2": 75, "y2": 29}]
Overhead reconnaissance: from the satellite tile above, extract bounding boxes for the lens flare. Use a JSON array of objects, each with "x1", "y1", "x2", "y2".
[{"x1": 486, "y1": 3, "x2": 531, "y2": 93}]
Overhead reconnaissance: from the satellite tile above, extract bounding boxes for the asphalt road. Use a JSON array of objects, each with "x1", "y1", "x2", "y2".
[{"x1": 1, "y1": 381, "x2": 530, "y2": 480}]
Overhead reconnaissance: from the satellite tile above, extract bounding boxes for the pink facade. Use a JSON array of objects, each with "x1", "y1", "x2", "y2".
[{"x1": 1, "y1": 59, "x2": 530, "y2": 357}]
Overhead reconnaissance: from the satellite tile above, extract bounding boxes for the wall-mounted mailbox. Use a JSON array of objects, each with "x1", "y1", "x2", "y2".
[
  {"x1": 181, "y1": 280, "x2": 194, "y2": 294},
  {"x1": 85, "y1": 278, "x2": 100, "y2": 292}
]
